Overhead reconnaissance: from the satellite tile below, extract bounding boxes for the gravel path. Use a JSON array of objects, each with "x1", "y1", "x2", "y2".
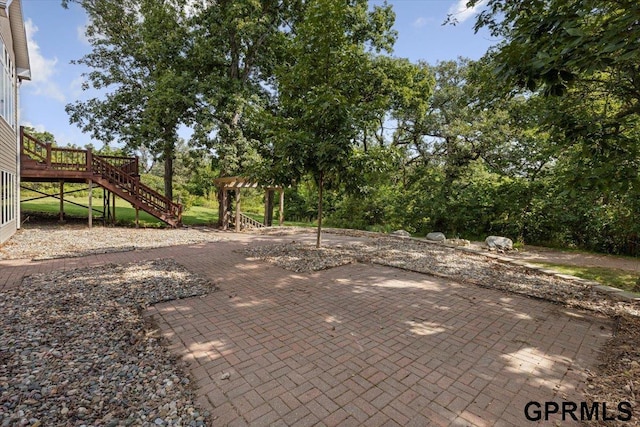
[
  {"x1": 0, "y1": 259, "x2": 217, "y2": 427},
  {"x1": 0, "y1": 225, "x2": 225, "y2": 260}
]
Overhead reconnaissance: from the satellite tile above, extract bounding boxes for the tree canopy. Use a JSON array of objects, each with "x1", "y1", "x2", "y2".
[
  {"x1": 58, "y1": 0, "x2": 639, "y2": 256},
  {"x1": 65, "y1": 0, "x2": 194, "y2": 200}
]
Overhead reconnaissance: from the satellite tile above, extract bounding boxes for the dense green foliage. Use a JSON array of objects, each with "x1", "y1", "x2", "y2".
[
  {"x1": 66, "y1": 0, "x2": 195, "y2": 200},
  {"x1": 57, "y1": 1, "x2": 639, "y2": 255}
]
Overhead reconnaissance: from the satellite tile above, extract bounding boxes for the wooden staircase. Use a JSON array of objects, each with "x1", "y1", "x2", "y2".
[
  {"x1": 19, "y1": 127, "x2": 182, "y2": 227},
  {"x1": 237, "y1": 212, "x2": 265, "y2": 229}
]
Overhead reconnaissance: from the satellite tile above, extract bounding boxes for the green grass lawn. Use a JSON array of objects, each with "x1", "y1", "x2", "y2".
[
  {"x1": 531, "y1": 262, "x2": 640, "y2": 293},
  {"x1": 21, "y1": 196, "x2": 218, "y2": 227},
  {"x1": 21, "y1": 196, "x2": 313, "y2": 228},
  {"x1": 19, "y1": 195, "x2": 640, "y2": 293}
]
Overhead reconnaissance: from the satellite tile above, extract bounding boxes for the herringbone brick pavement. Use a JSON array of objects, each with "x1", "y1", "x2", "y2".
[{"x1": 1, "y1": 232, "x2": 612, "y2": 426}]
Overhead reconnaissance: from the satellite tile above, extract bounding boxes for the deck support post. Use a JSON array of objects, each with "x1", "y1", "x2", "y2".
[
  {"x1": 235, "y1": 189, "x2": 241, "y2": 232},
  {"x1": 59, "y1": 180, "x2": 64, "y2": 223},
  {"x1": 112, "y1": 192, "x2": 116, "y2": 224},
  {"x1": 88, "y1": 179, "x2": 93, "y2": 228},
  {"x1": 135, "y1": 207, "x2": 139, "y2": 228},
  {"x1": 279, "y1": 190, "x2": 284, "y2": 226},
  {"x1": 104, "y1": 190, "x2": 109, "y2": 224}
]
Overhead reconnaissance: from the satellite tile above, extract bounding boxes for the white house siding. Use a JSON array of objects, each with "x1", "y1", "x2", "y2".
[{"x1": 0, "y1": 11, "x2": 19, "y2": 244}]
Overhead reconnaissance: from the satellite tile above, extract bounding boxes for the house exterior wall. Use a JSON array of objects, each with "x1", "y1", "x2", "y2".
[{"x1": 0, "y1": 10, "x2": 20, "y2": 244}]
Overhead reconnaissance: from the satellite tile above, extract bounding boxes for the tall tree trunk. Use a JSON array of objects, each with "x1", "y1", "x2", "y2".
[
  {"x1": 164, "y1": 142, "x2": 174, "y2": 201},
  {"x1": 316, "y1": 171, "x2": 324, "y2": 248}
]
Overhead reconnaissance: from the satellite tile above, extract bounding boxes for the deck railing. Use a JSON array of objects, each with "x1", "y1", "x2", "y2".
[
  {"x1": 20, "y1": 126, "x2": 181, "y2": 226},
  {"x1": 20, "y1": 127, "x2": 139, "y2": 175},
  {"x1": 21, "y1": 128, "x2": 50, "y2": 164}
]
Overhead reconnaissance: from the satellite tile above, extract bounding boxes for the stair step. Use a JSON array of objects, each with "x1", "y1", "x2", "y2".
[{"x1": 21, "y1": 129, "x2": 182, "y2": 227}]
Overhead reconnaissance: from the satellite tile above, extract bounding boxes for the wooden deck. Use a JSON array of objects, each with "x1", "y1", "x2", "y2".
[{"x1": 20, "y1": 127, "x2": 182, "y2": 227}]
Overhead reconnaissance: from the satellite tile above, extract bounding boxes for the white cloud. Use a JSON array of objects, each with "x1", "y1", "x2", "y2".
[
  {"x1": 77, "y1": 23, "x2": 90, "y2": 46},
  {"x1": 448, "y1": 0, "x2": 487, "y2": 23},
  {"x1": 69, "y1": 75, "x2": 87, "y2": 100},
  {"x1": 21, "y1": 121, "x2": 47, "y2": 133},
  {"x1": 413, "y1": 17, "x2": 428, "y2": 28},
  {"x1": 25, "y1": 19, "x2": 66, "y2": 102}
]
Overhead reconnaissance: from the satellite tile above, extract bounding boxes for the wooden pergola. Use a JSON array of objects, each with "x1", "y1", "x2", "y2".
[{"x1": 213, "y1": 176, "x2": 284, "y2": 231}]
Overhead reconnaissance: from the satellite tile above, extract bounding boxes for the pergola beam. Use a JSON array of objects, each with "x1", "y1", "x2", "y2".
[{"x1": 213, "y1": 176, "x2": 284, "y2": 230}]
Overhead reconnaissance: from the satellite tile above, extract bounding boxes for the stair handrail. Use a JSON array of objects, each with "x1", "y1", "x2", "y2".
[
  {"x1": 91, "y1": 155, "x2": 182, "y2": 223},
  {"x1": 20, "y1": 126, "x2": 50, "y2": 165},
  {"x1": 98, "y1": 155, "x2": 139, "y2": 176},
  {"x1": 238, "y1": 212, "x2": 264, "y2": 229}
]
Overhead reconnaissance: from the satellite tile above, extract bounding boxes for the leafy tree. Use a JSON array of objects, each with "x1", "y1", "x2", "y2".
[
  {"x1": 65, "y1": 0, "x2": 195, "y2": 201},
  {"x1": 468, "y1": 0, "x2": 639, "y2": 98},
  {"x1": 467, "y1": 0, "x2": 640, "y2": 253},
  {"x1": 188, "y1": 0, "x2": 303, "y2": 177},
  {"x1": 467, "y1": 0, "x2": 640, "y2": 192},
  {"x1": 267, "y1": 0, "x2": 396, "y2": 247},
  {"x1": 22, "y1": 126, "x2": 56, "y2": 145}
]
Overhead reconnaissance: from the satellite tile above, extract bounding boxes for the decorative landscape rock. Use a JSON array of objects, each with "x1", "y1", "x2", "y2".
[
  {"x1": 485, "y1": 235, "x2": 514, "y2": 251},
  {"x1": 426, "y1": 232, "x2": 446, "y2": 242},
  {"x1": 390, "y1": 230, "x2": 411, "y2": 238},
  {"x1": 0, "y1": 224, "x2": 225, "y2": 261},
  {"x1": 0, "y1": 259, "x2": 216, "y2": 427},
  {"x1": 445, "y1": 238, "x2": 471, "y2": 247}
]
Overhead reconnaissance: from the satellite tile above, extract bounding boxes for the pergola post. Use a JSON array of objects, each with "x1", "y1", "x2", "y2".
[
  {"x1": 263, "y1": 190, "x2": 269, "y2": 226},
  {"x1": 235, "y1": 189, "x2": 241, "y2": 232},
  {"x1": 88, "y1": 179, "x2": 93, "y2": 228},
  {"x1": 279, "y1": 190, "x2": 284, "y2": 226},
  {"x1": 221, "y1": 189, "x2": 229, "y2": 230},
  {"x1": 264, "y1": 189, "x2": 274, "y2": 226},
  {"x1": 59, "y1": 180, "x2": 64, "y2": 223}
]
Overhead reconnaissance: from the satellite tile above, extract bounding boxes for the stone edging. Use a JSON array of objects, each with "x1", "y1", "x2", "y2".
[
  {"x1": 263, "y1": 227, "x2": 640, "y2": 302},
  {"x1": 416, "y1": 235, "x2": 639, "y2": 302}
]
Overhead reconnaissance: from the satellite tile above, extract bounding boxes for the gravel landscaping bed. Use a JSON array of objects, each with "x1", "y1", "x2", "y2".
[
  {"x1": 244, "y1": 238, "x2": 639, "y2": 315},
  {"x1": 0, "y1": 259, "x2": 217, "y2": 427},
  {"x1": 244, "y1": 237, "x2": 640, "y2": 421},
  {"x1": 0, "y1": 225, "x2": 225, "y2": 260}
]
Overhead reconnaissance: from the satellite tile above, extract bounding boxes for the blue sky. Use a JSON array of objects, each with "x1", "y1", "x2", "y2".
[{"x1": 20, "y1": 0, "x2": 496, "y2": 149}]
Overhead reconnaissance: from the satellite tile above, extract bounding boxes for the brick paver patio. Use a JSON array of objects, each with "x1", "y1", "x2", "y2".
[{"x1": 0, "y1": 232, "x2": 612, "y2": 426}]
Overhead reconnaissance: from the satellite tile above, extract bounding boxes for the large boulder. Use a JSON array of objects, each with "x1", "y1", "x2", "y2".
[
  {"x1": 485, "y1": 236, "x2": 513, "y2": 251},
  {"x1": 426, "y1": 232, "x2": 446, "y2": 242},
  {"x1": 391, "y1": 230, "x2": 411, "y2": 238}
]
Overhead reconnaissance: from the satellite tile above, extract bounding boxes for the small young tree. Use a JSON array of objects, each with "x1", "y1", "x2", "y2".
[{"x1": 271, "y1": 0, "x2": 397, "y2": 247}]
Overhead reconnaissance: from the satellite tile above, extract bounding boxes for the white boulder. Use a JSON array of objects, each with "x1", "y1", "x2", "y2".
[
  {"x1": 426, "y1": 232, "x2": 446, "y2": 242},
  {"x1": 485, "y1": 236, "x2": 513, "y2": 251},
  {"x1": 391, "y1": 230, "x2": 411, "y2": 238}
]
